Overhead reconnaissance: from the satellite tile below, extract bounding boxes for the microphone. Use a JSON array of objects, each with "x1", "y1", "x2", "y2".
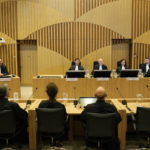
[
  {"x1": 73, "y1": 87, "x2": 78, "y2": 107},
  {"x1": 146, "y1": 84, "x2": 150, "y2": 92},
  {"x1": 116, "y1": 88, "x2": 136, "y2": 130},
  {"x1": 73, "y1": 87, "x2": 76, "y2": 100},
  {"x1": 116, "y1": 88, "x2": 131, "y2": 111},
  {"x1": 24, "y1": 87, "x2": 38, "y2": 110}
]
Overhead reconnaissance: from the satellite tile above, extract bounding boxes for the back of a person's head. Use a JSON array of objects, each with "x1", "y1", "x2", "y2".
[
  {"x1": 46, "y1": 82, "x2": 58, "y2": 100},
  {"x1": 0, "y1": 85, "x2": 8, "y2": 98},
  {"x1": 95, "y1": 87, "x2": 107, "y2": 101}
]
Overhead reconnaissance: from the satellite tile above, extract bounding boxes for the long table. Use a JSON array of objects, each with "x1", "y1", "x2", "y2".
[
  {"x1": 14, "y1": 97, "x2": 150, "y2": 150},
  {"x1": 0, "y1": 76, "x2": 21, "y2": 98},
  {"x1": 32, "y1": 77, "x2": 150, "y2": 99},
  {"x1": 27, "y1": 99, "x2": 126, "y2": 150}
]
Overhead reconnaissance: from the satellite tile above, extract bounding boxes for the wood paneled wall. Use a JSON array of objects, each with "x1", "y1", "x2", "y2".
[
  {"x1": 0, "y1": 0, "x2": 17, "y2": 75},
  {"x1": 0, "y1": 0, "x2": 149, "y2": 77},
  {"x1": 132, "y1": 0, "x2": 150, "y2": 69}
]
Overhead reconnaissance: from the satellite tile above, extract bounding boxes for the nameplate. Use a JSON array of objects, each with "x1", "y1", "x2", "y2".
[
  {"x1": 96, "y1": 78, "x2": 109, "y2": 81},
  {"x1": 0, "y1": 78, "x2": 11, "y2": 81},
  {"x1": 126, "y1": 78, "x2": 139, "y2": 81},
  {"x1": 65, "y1": 78, "x2": 78, "y2": 81}
]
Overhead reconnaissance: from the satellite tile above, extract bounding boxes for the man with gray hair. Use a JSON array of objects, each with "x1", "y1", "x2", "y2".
[{"x1": 0, "y1": 85, "x2": 28, "y2": 144}]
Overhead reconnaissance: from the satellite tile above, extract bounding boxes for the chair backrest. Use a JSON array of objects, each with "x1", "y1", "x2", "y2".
[
  {"x1": 93, "y1": 61, "x2": 99, "y2": 69},
  {"x1": 71, "y1": 61, "x2": 81, "y2": 66},
  {"x1": 86, "y1": 113, "x2": 116, "y2": 138},
  {"x1": 0, "y1": 110, "x2": 16, "y2": 134},
  {"x1": 136, "y1": 107, "x2": 150, "y2": 132},
  {"x1": 117, "y1": 59, "x2": 127, "y2": 67},
  {"x1": 36, "y1": 108, "x2": 66, "y2": 134}
]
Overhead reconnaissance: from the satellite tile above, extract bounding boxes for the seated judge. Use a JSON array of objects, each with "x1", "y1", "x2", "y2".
[
  {"x1": 140, "y1": 57, "x2": 150, "y2": 74},
  {"x1": 38, "y1": 82, "x2": 67, "y2": 120},
  {"x1": 116, "y1": 59, "x2": 129, "y2": 74},
  {"x1": 0, "y1": 85, "x2": 28, "y2": 143},
  {"x1": 69, "y1": 58, "x2": 84, "y2": 70},
  {"x1": 94, "y1": 58, "x2": 108, "y2": 70},
  {"x1": 81, "y1": 87, "x2": 121, "y2": 150},
  {"x1": 0, "y1": 59, "x2": 9, "y2": 77}
]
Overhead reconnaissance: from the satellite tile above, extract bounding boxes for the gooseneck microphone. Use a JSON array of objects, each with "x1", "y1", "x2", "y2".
[
  {"x1": 24, "y1": 87, "x2": 38, "y2": 110},
  {"x1": 116, "y1": 88, "x2": 131, "y2": 111},
  {"x1": 146, "y1": 84, "x2": 150, "y2": 92},
  {"x1": 73, "y1": 87, "x2": 78, "y2": 107},
  {"x1": 116, "y1": 87, "x2": 136, "y2": 130}
]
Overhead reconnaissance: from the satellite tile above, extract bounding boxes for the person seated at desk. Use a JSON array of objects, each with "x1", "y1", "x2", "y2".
[
  {"x1": 0, "y1": 59, "x2": 9, "y2": 77},
  {"x1": 81, "y1": 87, "x2": 121, "y2": 150},
  {"x1": 94, "y1": 58, "x2": 108, "y2": 70},
  {"x1": 38, "y1": 82, "x2": 67, "y2": 119},
  {"x1": 0, "y1": 85, "x2": 28, "y2": 144},
  {"x1": 69, "y1": 58, "x2": 84, "y2": 71},
  {"x1": 140, "y1": 57, "x2": 150, "y2": 74},
  {"x1": 116, "y1": 59, "x2": 129, "y2": 74}
]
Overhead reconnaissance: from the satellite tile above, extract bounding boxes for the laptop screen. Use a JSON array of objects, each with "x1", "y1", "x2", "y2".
[{"x1": 79, "y1": 97, "x2": 97, "y2": 107}]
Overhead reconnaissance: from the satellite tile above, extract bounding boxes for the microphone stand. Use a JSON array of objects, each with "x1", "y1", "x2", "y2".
[{"x1": 24, "y1": 87, "x2": 38, "y2": 110}]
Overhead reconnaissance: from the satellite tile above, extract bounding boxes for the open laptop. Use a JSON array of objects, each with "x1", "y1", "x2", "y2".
[{"x1": 79, "y1": 97, "x2": 97, "y2": 107}]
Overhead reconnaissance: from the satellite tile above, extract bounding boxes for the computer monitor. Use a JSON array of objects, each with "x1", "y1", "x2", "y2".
[
  {"x1": 120, "y1": 69, "x2": 139, "y2": 78},
  {"x1": 79, "y1": 97, "x2": 97, "y2": 107},
  {"x1": 66, "y1": 70, "x2": 85, "y2": 78},
  {"x1": 93, "y1": 70, "x2": 111, "y2": 78}
]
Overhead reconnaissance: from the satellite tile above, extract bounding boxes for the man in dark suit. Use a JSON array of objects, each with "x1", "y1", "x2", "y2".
[
  {"x1": 0, "y1": 85, "x2": 28, "y2": 144},
  {"x1": 0, "y1": 59, "x2": 9, "y2": 77},
  {"x1": 69, "y1": 58, "x2": 84, "y2": 70},
  {"x1": 116, "y1": 59, "x2": 129, "y2": 74},
  {"x1": 140, "y1": 57, "x2": 150, "y2": 74},
  {"x1": 81, "y1": 87, "x2": 121, "y2": 150},
  {"x1": 94, "y1": 58, "x2": 108, "y2": 70}
]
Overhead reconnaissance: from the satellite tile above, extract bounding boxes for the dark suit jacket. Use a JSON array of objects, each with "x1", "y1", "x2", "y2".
[
  {"x1": 81, "y1": 100, "x2": 121, "y2": 125},
  {"x1": 69, "y1": 65, "x2": 84, "y2": 70},
  {"x1": 0, "y1": 98, "x2": 28, "y2": 128},
  {"x1": 94, "y1": 64, "x2": 108, "y2": 70},
  {"x1": 0, "y1": 64, "x2": 9, "y2": 75},
  {"x1": 116, "y1": 66, "x2": 129, "y2": 74},
  {"x1": 81, "y1": 100, "x2": 121, "y2": 150},
  {"x1": 140, "y1": 64, "x2": 150, "y2": 74},
  {"x1": 39, "y1": 99, "x2": 67, "y2": 120}
]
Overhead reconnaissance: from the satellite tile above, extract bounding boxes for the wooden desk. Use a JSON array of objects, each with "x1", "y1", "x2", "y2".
[
  {"x1": 28, "y1": 99, "x2": 126, "y2": 150},
  {"x1": 32, "y1": 77, "x2": 150, "y2": 99},
  {"x1": 0, "y1": 76, "x2": 21, "y2": 98},
  {"x1": 117, "y1": 98, "x2": 150, "y2": 114}
]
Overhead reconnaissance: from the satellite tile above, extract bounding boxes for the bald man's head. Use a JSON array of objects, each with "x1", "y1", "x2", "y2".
[
  {"x1": 95, "y1": 87, "x2": 107, "y2": 100},
  {"x1": 98, "y1": 58, "x2": 103, "y2": 65}
]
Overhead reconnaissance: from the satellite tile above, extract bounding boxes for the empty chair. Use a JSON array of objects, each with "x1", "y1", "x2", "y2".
[
  {"x1": 84, "y1": 112, "x2": 118, "y2": 149},
  {"x1": 0, "y1": 110, "x2": 16, "y2": 148},
  {"x1": 36, "y1": 108, "x2": 67, "y2": 148},
  {"x1": 136, "y1": 107, "x2": 150, "y2": 148}
]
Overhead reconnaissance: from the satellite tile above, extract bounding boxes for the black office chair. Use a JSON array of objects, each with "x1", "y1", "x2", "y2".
[
  {"x1": 117, "y1": 59, "x2": 127, "y2": 67},
  {"x1": 136, "y1": 107, "x2": 150, "y2": 148},
  {"x1": 93, "y1": 61, "x2": 99, "y2": 69},
  {"x1": 36, "y1": 108, "x2": 67, "y2": 149},
  {"x1": 85, "y1": 113, "x2": 117, "y2": 149},
  {"x1": 71, "y1": 61, "x2": 81, "y2": 66},
  {"x1": 0, "y1": 110, "x2": 16, "y2": 149}
]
